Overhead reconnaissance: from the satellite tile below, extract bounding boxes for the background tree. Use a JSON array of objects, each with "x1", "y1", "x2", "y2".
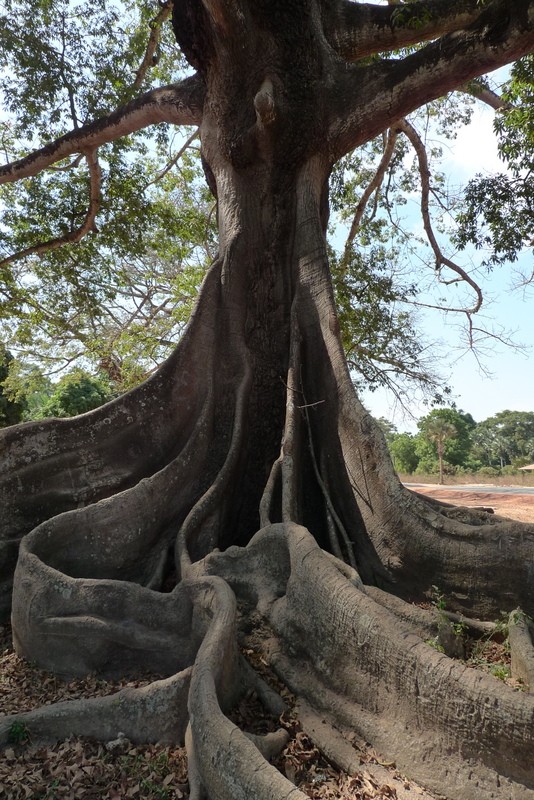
[
  {"x1": 389, "y1": 431, "x2": 420, "y2": 474},
  {"x1": 454, "y1": 55, "x2": 534, "y2": 272},
  {"x1": 418, "y1": 411, "x2": 457, "y2": 484},
  {"x1": 1, "y1": 3, "x2": 534, "y2": 800},
  {"x1": 0, "y1": 345, "x2": 26, "y2": 427},
  {"x1": 472, "y1": 409, "x2": 534, "y2": 467},
  {"x1": 417, "y1": 407, "x2": 475, "y2": 480},
  {"x1": 33, "y1": 370, "x2": 114, "y2": 419}
]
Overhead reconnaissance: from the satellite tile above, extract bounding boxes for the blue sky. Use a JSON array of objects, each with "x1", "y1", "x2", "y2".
[{"x1": 359, "y1": 87, "x2": 534, "y2": 432}]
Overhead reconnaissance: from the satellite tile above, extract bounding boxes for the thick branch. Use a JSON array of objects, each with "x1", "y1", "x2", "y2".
[
  {"x1": 459, "y1": 79, "x2": 511, "y2": 110},
  {"x1": 201, "y1": 0, "x2": 235, "y2": 33},
  {"x1": 172, "y1": 1, "x2": 216, "y2": 71},
  {"x1": 132, "y1": 0, "x2": 174, "y2": 89},
  {"x1": 0, "y1": 75, "x2": 205, "y2": 184},
  {"x1": 327, "y1": 0, "x2": 534, "y2": 159},
  {"x1": 324, "y1": 0, "x2": 485, "y2": 61},
  {"x1": 396, "y1": 118, "x2": 483, "y2": 314},
  {"x1": 0, "y1": 150, "x2": 102, "y2": 268}
]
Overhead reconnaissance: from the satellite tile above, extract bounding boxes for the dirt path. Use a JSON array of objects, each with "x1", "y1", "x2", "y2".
[{"x1": 411, "y1": 485, "x2": 534, "y2": 523}]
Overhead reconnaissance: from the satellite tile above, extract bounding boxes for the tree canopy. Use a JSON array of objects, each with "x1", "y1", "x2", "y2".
[
  {"x1": 472, "y1": 409, "x2": 534, "y2": 467},
  {"x1": 1, "y1": 1, "x2": 533, "y2": 406},
  {"x1": 385, "y1": 408, "x2": 534, "y2": 477}
]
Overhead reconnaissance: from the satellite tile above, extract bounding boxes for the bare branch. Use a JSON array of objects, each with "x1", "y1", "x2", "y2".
[
  {"x1": 469, "y1": 323, "x2": 528, "y2": 351},
  {"x1": 344, "y1": 127, "x2": 399, "y2": 252},
  {"x1": 58, "y1": 12, "x2": 80, "y2": 129},
  {"x1": 0, "y1": 150, "x2": 101, "y2": 269},
  {"x1": 513, "y1": 265, "x2": 534, "y2": 287},
  {"x1": 458, "y1": 79, "x2": 511, "y2": 111},
  {"x1": 48, "y1": 155, "x2": 84, "y2": 172},
  {"x1": 146, "y1": 128, "x2": 199, "y2": 187},
  {"x1": 1, "y1": 289, "x2": 92, "y2": 344},
  {"x1": 0, "y1": 75, "x2": 205, "y2": 184},
  {"x1": 9, "y1": 349, "x2": 87, "y2": 375},
  {"x1": 132, "y1": 1, "x2": 174, "y2": 90},
  {"x1": 396, "y1": 118, "x2": 483, "y2": 315}
]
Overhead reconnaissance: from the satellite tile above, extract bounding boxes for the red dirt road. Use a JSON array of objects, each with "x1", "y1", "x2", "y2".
[{"x1": 411, "y1": 485, "x2": 534, "y2": 523}]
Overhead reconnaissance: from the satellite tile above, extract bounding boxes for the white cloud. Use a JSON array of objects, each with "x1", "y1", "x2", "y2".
[{"x1": 446, "y1": 107, "x2": 505, "y2": 179}]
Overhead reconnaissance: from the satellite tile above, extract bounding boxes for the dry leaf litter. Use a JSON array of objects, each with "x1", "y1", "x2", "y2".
[{"x1": 2, "y1": 620, "x2": 439, "y2": 799}]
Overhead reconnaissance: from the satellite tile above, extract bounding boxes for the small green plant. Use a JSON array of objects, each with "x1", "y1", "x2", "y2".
[
  {"x1": 139, "y1": 779, "x2": 174, "y2": 799},
  {"x1": 43, "y1": 778, "x2": 61, "y2": 798},
  {"x1": 451, "y1": 620, "x2": 467, "y2": 638},
  {"x1": 510, "y1": 608, "x2": 533, "y2": 627},
  {"x1": 425, "y1": 637, "x2": 445, "y2": 653},
  {"x1": 494, "y1": 611, "x2": 510, "y2": 638},
  {"x1": 115, "y1": 749, "x2": 179, "y2": 799},
  {"x1": 391, "y1": 4, "x2": 432, "y2": 30},
  {"x1": 430, "y1": 585, "x2": 447, "y2": 611},
  {"x1": 7, "y1": 721, "x2": 30, "y2": 745},
  {"x1": 428, "y1": 586, "x2": 467, "y2": 657},
  {"x1": 465, "y1": 613, "x2": 514, "y2": 682},
  {"x1": 490, "y1": 664, "x2": 511, "y2": 682}
]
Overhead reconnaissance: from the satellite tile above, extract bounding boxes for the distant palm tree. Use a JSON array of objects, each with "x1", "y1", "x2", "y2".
[{"x1": 422, "y1": 418, "x2": 456, "y2": 484}]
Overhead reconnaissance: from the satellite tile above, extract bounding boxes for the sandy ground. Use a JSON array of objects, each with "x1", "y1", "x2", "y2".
[{"x1": 411, "y1": 485, "x2": 534, "y2": 523}]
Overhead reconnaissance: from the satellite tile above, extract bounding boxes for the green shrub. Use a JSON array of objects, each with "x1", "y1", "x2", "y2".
[
  {"x1": 501, "y1": 465, "x2": 520, "y2": 476},
  {"x1": 8, "y1": 721, "x2": 30, "y2": 744},
  {"x1": 477, "y1": 466, "x2": 501, "y2": 477}
]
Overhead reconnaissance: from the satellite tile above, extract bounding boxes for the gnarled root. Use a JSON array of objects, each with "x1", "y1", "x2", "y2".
[
  {"x1": 5, "y1": 509, "x2": 534, "y2": 798},
  {"x1": 203, "y1": 524, "x2": 534, "y2": 800},
  {"x1": 509, "y1": 611, "x2": 534, "y2": 689},
  {"x1": 0, "y1": 669, "x2": 192, "y2": 747}
]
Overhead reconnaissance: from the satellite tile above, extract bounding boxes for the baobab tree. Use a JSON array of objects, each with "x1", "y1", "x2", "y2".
[{"x1": 1, "y1": 2, "x2": 534, "y2": 799}]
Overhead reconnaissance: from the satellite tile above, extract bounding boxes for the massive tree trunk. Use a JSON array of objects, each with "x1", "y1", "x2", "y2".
[{"x1": 2, "y1": 1, "x2": 534, "y2": 798}]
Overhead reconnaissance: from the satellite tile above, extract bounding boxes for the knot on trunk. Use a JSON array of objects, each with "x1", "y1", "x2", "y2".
[{"x1": 254, "y1": 78, "x2": 276, "y2": 127}]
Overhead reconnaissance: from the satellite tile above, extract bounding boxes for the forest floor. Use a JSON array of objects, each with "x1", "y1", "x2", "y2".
[
  {"x1": 2, "y1": 482, "x2": 531, "y2": 798},
  {"x1": 0, "y1": 618, "x2": 443, "y2": 800}
]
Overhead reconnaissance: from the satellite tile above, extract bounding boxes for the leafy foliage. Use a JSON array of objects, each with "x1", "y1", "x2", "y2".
[
  {"x1": 33, "y1": 370, "x2": 113, "y2": 419},
  {"x1": 418, "y1": 408, "x2": 475, "y2": 467},
  {"x1": 389, "y1": 432, "x2": 419, "y2": 474},
  {"x1": 0, "y1": 346, "x2": 26, "y2": 427},
  {"x1": 0, "y1": 0, "x2": 185, "y2": 300},
  {"x1": 1, "y1": 153, "x2": 215, "y2": 389},
  {"x1": 329, "y1": 244, "x2": 437, "y2": 399},
  {"x1": 0, "y1": 0, "x2": 213, "y2": 388},
  {"x1": 418, "y1": 411, "x2": 458, "y2": 481},
  {"x1": 382, "y1": 406, "x2": 534, "y2": 477},
  {"x1": 0, "y1": 0, "x2": 182, "y2": 135},
  {"x1": 471, "y1": 410, "x2": 534, "y2": 468},
  {"x1": 1, "y1": 1, "x2": 533, "y2": 411},
  {"x1": 454, "y1": 56, "x2": 534, "y2": 269}
]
